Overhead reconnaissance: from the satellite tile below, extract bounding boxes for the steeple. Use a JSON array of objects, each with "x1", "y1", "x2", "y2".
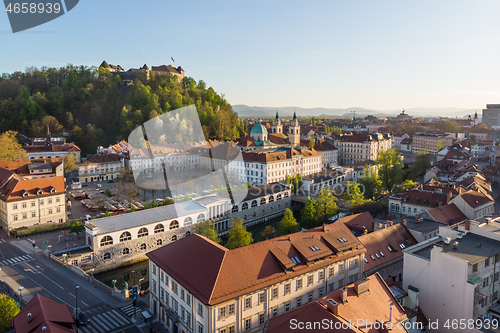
[
  {"x1": 289, "y1": 109, "x2": 300, "y2": 146},
  {"x1": 293, "y1": 111, "x2": 297, "y2": 120},
  {"x1": 46, "y1": 125, "x2": 53, "y2": 151},
  {"x1": 272, "y1": 110, "x2": 282, "y2": 134}
]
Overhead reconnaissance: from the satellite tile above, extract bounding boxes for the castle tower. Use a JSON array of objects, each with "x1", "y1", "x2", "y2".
[
  {"x1": 272, "y1": 110, "x2": 283, "y2": 134},
  {"x1": 289, "y1": 111, "x2": 300, "y2": 146}
]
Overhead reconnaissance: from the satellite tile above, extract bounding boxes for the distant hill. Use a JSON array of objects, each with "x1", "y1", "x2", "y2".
[{"x1": 233, "y1": 105, "x2": 480, "y2": 119}]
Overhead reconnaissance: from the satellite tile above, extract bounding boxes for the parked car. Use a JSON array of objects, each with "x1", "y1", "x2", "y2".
[
  {"x1": 82, "y1": 183, "x2": 89, "y2": 187},
  {"x1": 108, "y1": 179, "x2": 115, "y2": 183},
  {"x1": 96, "y1": 184, "x2": 103, "y2": 188},
  {"x1": 75, "y1": 311, "x2": 89, "y2": 326}
]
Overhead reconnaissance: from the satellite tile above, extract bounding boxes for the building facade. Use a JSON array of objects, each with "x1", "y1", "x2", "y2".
[
  {"x1": 336, "y1": 133, "x2": 392, "y2": 165},
  {"x1": 412, "y1": 133, "x2": 454, "y2": 156},
  {"x1": 147, "y1": 223, "x2": 366, "y2": 333},
  {"x1": 78, "y1": 154, "x2": 125, "y2": 183}
]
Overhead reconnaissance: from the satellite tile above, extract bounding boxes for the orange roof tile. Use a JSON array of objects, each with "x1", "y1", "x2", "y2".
[
  {"x1": 424, "y1": 203, "x2": 467, "y2": 225},
  {"x1": 337, "y1": 212, "x2": 374, "y2": 232}
]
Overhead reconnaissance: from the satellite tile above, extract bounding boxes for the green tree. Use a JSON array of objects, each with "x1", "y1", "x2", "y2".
[
  {"x1": 279, "y1": 208, "x2": 300, "y2": 235},
  {"x1": 0, "y1": 294, "x2": 20, "y2": 332},
  {"x1": 393, "y1": 179, "x2": 419, "y2": 194},
  {"x1": 63, "y1": 154, "x2": 78, "y2": 176},
  {"x1": 104, "y1": 189, "x2": 111, "y2": 196},
  {"x1": 309, "y1": 133, "x2": 315, "y2": 148},
  {"x1": 469, "y1": 134, "x2": 476, "y2": 142},
  {"x1": 260, "y1": 225, "x2": 276, "y2": 241},
  {"x1": 0, "y1": 131, "x2": 26, "y2": 160},
  {"x1": 343, "y1": 181, "x2": 367, "y2": 207},
  {"x1": 315, "y1": 188, "x2": 338, "y2": 224},
  {"x1": 411, "y1": 149, "x2": 431, "y2": 177},
  {"x1": 70, "y1": 220, "x2": 85, "y2": 234},
  {"x1": 300, "y1": 197, "x2": 317, "y2": 229},
  {"x1": 358, "y1": 166, "x2": 383, "y2": 200},
  {"x1": 192, "y1": 220, "x2": 221, "y2": 244},
  {"x1": 225, "y1": 218, "x2": 253, "y2": 249},
  {"x1": 376, "y1": 149, "x2": 404, "y2": 192}
]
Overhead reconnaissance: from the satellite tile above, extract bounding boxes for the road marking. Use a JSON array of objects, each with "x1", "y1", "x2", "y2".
[
  {"x1": 82, "y1": 301, "x2": 89, "y2": 306},
  {"x1": 6, "y1": 259, "x2": 13, "y2": 264},
  {"x1": 89, "y1": 314, "x2": 110, "y2": 331},
  {"x1": 69, "y1": 293, "x2": 75, "y2": 298},
  {"x1": 22, "y1": 263, "x2": 65, "y2": 290},
  {"x1": 100, "y1": 312, "x2": 120, "y2": 327},
  {"x1": 109, "y1": 310, "x2": 128, "y2": 325},
  {"x1": 11, "y1": 265, "x2": 75, "y2": 311},
  {"x1": 10, "y1": 258, "x2": 18, "y2": 262}
]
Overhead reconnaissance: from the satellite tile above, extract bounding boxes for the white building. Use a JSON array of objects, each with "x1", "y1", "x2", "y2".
[
  {"x1": 147, "y1": 222, "x2": 366, "y2": 333},
  {"x1": 403, "y1": 224, "x2": 500, "y2": 332}
]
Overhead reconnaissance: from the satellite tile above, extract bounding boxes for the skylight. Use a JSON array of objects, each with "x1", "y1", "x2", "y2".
[
  {"x1": 399, "y1": 244, "x2": 406, "y2": 249},
  {"x1": 387, "y1": 246, "x2": 393, "y2": 252},
  {"x1": 290, "y1": 256, "x2": 301, "y2": 264},
  {"x1": 380, "y1": 251, "x2": 385, "y2": 257},
  {"x1": 370, "y1": 255, "x2": 375, "y2": 260},
  {"x1": 375, "y1": 253, "x2": 380, "y2": 259},
  {"x1": 309, "y1": 245, "x2": 320, "y2": 251},
  {"x1": 364, "y1": 258, "x2": 369, "y2": 263},
  {"x1": 338, "y1": 237, "x2": 348, "y2": 243}
]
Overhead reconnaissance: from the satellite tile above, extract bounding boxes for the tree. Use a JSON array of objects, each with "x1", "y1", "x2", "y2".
[
  {"x1": 436, "y1": 140, "x2": 444, "y2": 153},
  {"x1": 225, "y1": 218, "x2": 253, "y2": 249},
  {"x1": 343, "y1": 181, "x2": 367, "y2": 207},
  {"x1": 411, "y1": 149, "x2": 431, "y2": 177},
  {"x1": 393, "y1": 179, "x2": 419, "y2": 194},
  {"x1": 192, "y1": 220, "x2": 221, "y2": 244},
  {"x1": 0, "y1": 294, "x2": 20, "y2": 332},
  {"x1": 70, "y1": 220, "x2": 85, "y2": 236},
  {"x1": 376, "y1": 149, "x2": 404, "y2": 192},
  {"x1": 358, "y1": 165, "x2": 383, "y2": 200},
  {"x1": 469, "y1": 134, "x2": 476, "y2": 142},
  {"x1": 300, "y1": 197, "x2": 317, "y2": 229},
  {"x1": 315, "y1": 188, "x2": 338, "y2": 224},
  {"x1": 114, "y1": 181, "x2": 140, "y2": 205},
  {"x1": 0, "y1": 131, "x2": 26, "y2": 160},
  {"x1": 63, "y1": 154, "x2": 78, "y2": 176},
  {"x1": 260, "y1": 225, "x2": 276, "y2": 240},
  {"x1": 309, "y1": 133, "x2": 315, "y2": 148},
  {"x1": 278, "y1": 208, "x2": 300, "y2": 235},
  {"x1": 104, "y1": 189, "x2": 111, "y2": 196}
]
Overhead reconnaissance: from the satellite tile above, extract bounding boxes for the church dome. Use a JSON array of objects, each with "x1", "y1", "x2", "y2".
[{"x1": 250, "y1": 119, "x2": 268, "y2": 134}]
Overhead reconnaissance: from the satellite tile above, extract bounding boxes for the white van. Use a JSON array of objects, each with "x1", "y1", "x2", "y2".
[{"x1": 96, "y1": 184, "x2": 103, "y2": 188}]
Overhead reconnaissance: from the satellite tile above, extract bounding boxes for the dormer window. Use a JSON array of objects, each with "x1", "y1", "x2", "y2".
[
  {"x1": 380, "y1": 251, "x2": 384, "y2": 257},
  {"x1": 387, "y1": 246, "x2": 393, "y2": 252},
  {"x1": 399, "y1": 244, "x2": 406, "y2": 249},
  {"x1": 338, "y1": 237, "x2": 347, "y2": 243},
  {"x1": 370, "y1": 255, "x2": 375, "y2": 260},
  {"x1": 22, "y1": 191, "x2": 29, "y2": 198},
  {"x1": 290, "y1": 256, "x2": 301, "y2": 264},
  {"x1": 375, "y1": 253, "x2": 380, "y2": 259},
  {"x1": 50, "y1": 187, "x2": 56, "y2": 193},
  {"x1": 37, "y1": 189, "x2": 43, "y2": 195}
]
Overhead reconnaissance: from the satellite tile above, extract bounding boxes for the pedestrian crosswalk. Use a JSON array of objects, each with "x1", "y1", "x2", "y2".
[
  {"x1": 0, "y1": 254, "x2": 33, "y2": 266},
  {"x1": 0, "y1": 239, "x2": 6, "y2": 243},
  {"x1": 120, "y1": 304, "x2": 138, "y2": 317},
  {"x1": 78, "y1": 309, "x2": 130, "y2": 333}
]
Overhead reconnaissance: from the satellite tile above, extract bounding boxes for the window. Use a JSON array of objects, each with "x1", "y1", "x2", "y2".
[
  {"x1": 245, "y1": 297, "x2": 252, "y2": 309},
  {"x1": 272, "y1": 288, "x2": 278, "y2": 299},
  {"x1": 13, "y1": 204, "x2": 17, "y2": 210},
  {"x1": 328, "y1": 283, "x2": 334, "y2": 293},
  {"x1": 308, "y1": 292, "x2": 313, "y2": 303},
  {"x1": 186, "y1": 312, "x2": 192, "y2": 328},
  {"x1": 187, "y1": 293, "x2": 191, "y2": 306},
  {"x1": 319, "y1": 287, "x2": 324, "y2": 297},
  {"x1": 137, "y1": 227, "x2": 148, "y2": 237},
  {"x1": 296, "y1": 278, "x2": 303, "y2": 290},
  {"x1": 157, "y1": 239, "x2": 162, "y2": 246},
  {"x1": 184, "y1": 217, "x2": 193, "y2": 226},
  {"x1": 285, "y1": 302, "x2": 290, "y2": 312},
  {"x1": 284, "y1": 283, "x2": 291, "y2": 295},
  {"x1": 259, "y1": 313, "x2": 265, "y2": 325},
  {"x1": 172, "y1": 282, "x2": 178, "y2": 294},
  {"x1": 22, "y1": 202, "x2": 26, "y2": 208},
  {"x1": 22, "y1": 213, "x2": 27, "y2": 219},
  {"x1": 170, "y1": 220, "x2": 179, "y2": 229},
  {"x1": 152, "y1": 264, "x2": 156, "y2": 275},
  {"x1": 349, "y1": 258, "x2": 359, "y2": 270},
  {"x1": 31, "y1": 211, "x2": 36, "y2": 218},
  {"x1": 100, "y1": 236, "x2": 113, "y2": 246},
  {"x1": 259, "y1": 292, "x2": 265, "y2": 304},
  {"x1": 297, "y1": 297, "x2": 302, "y2": 307},
  {"x1": 338, "y1": 279, "x2": 344, "y2": 288},
  {"x1": 122, "y1": 248, "x2": 129, "y2": 255},
  {"x1": 318, "y1": 271, "x2": 324, "y2": 281},
  {"x1": 103, "y1": 252, "x2": 111, "y2": 260},
  {"x1": 48, "y1": 198, "x2": 52, "y2": 204},
  {"x1": 31, "y1": 201, "x2": 35, "y2": 207},
  {"x1": 172, "y1": 299, "x2": 178, "y2": 314},
  {"x1": 472, "y1": 263, "x2": 478, "y2": 272},
  {"x1": 307, "y1": 275, "x2": 313, "y2": 286},
  {"x1": 198, "y1": 303, "x2": 203, "y2": 317},
  {"x1": 349, "y1": 274, "x2": 358, "y2": 284},
  {"x1": 245, "y1": 318, "x2": 251, "y2": 330},
  {"x1": 197, "y1": 322, "x2": 203, "y2": 333},
  {"x1": 485, "y1": 258, "x2": 490, "y2": 267},
  {"x1": 228, "y1": 303, "x2": 235, "y2": 315},
  {"x1": 120, "y1": 232, "x2": 131, "y2": 242},
  {"x1": 272, "y1": 307, "x2": 278, "y2": 317},
  {"x1": 181, "y1": 289, "x2": 185, "y2": 301},
  {"x1": 220, "y1": 307, "x2": 226, "y2": 319},
  {"x1": 154, "y1": 224, "x2": 164, "y2": 233},
  {"x1": 329, "y1": 266, "x2": 335, "y2": 277}
]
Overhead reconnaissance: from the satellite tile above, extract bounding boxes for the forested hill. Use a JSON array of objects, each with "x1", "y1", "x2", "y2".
[{"x1": 0, "y1": 65, "x2": 246, "y2": 154}]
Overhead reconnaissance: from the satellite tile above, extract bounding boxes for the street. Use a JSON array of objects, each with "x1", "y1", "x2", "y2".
[{"x1": 0, "y1": 238, "x2": 142, "y2": 333}]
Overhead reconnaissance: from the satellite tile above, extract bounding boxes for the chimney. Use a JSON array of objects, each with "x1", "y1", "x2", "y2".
[
  {"x1": 402, "y1": 219, "x2": 407, "y2": 226},
  {"x1": 363, "y1": 229, "x2": 368, "y2": 235},
  {"x1": 354, "y1": 278, "x2": 370, "y2": 296},
  {"x1": 325, "y1": 298, "x2": 339, "y2": 315},
  {"x1": 453, "y1": 241, "x2": 458, "y2": 250},
  {"x1": 27, "y1": 313, "x2": 32, "y2": 323},
  {"x1": 340, "y1": 287, "x2": 348, "y2": 304},
  {"x1": 465, "y1": 220, "x2": 470, "y2": 230},
  {"x1": 389, "y1": 305, "x2": 393, "y2": 322}
]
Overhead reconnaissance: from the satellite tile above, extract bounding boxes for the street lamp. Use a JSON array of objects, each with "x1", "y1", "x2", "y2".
[
  {"x1": 131, "y1": 270, "x2": 136, "y2": 287},
  {"x1": 89, "y1": 269, "x2": 95, "y2": 282},
  {"x1": 18, "y1": 286, "x2": 23, "y2": 306},
  {"x1": 138, "y1": 278, "x2": 144, "y2": 295},
  {"x1": 75, "y1": 286, "x2": 79, "y2": 315},
  {"x1": 112, "y1": 279, "x2": 117, "y2": 290}
]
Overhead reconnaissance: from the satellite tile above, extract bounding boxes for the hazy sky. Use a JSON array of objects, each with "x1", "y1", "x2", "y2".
[{"x1": 2, "y1": 0, "x2": 500, "y2": 110}]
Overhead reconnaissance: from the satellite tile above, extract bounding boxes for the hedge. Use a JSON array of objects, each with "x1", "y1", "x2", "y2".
[{"x1": 10, "y1": 221, "x2": 73, "y2": 237}]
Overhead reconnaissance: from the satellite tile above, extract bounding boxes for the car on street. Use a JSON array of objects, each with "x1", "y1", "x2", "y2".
[
  {"x1": 75, "y1": 311, "x2": 89, "y2": 326},
  {"x1": 108, "y1": 179, "x2": 115, "y2": 183}
]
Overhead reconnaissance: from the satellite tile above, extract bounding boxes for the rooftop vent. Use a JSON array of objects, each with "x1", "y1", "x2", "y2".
[{"x1": 27, "y1": 313, "x2": 32, "y2": 322}]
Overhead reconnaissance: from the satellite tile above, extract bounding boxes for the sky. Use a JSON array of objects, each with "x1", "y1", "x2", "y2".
[{"x1": 1, "y1": 0, "x2": 500, "y2": 111}]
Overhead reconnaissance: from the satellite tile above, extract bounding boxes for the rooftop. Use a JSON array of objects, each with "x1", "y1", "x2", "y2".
[{"x1": 147, "y1": 223, "x2": 365, "y2": 306}]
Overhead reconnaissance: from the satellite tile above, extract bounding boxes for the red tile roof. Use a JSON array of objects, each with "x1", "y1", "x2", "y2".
[
  {"x1": 23, "y1": 143, "x2": 80, "y2": 153},
  {"x1": 392, "y1": 189, "x2": 451, "y2": 208},
  {"x1": 424, "y1": 203, "x2": 467, "y2": 225},
  {"x1": 265, "y1": 273, "x2": 408, "y2": 333},
  {"x1": 358, "y1": 223, "x2": 417, "y2": 272},
  {"x1": 457, "y1": 190, "x2": 494, "y2": 208},
  {"x1": 83, "y1": 154, "x2": 123, "y2": 164},
  {"x1": 268, "y1": 133, "x2": 288, "y2": 145},
  {"x1": 0, "y1": 158, "x2": 62, "y2": 176},
  {"x1": 242, "y1": 148, "x2": 320, "y2": 163},
  {"x1": 0, "y1": 167, "x2": 64, "y2": 200},
  {"x1": 12, "y1": 294, "x2": 76, "y2": 333},
  {"x1": 147, "y1": 223, "x2": 365, "y2": 305},
  {"x1": 337, "y1": 211, "x2": 374, "y2": 232}
]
